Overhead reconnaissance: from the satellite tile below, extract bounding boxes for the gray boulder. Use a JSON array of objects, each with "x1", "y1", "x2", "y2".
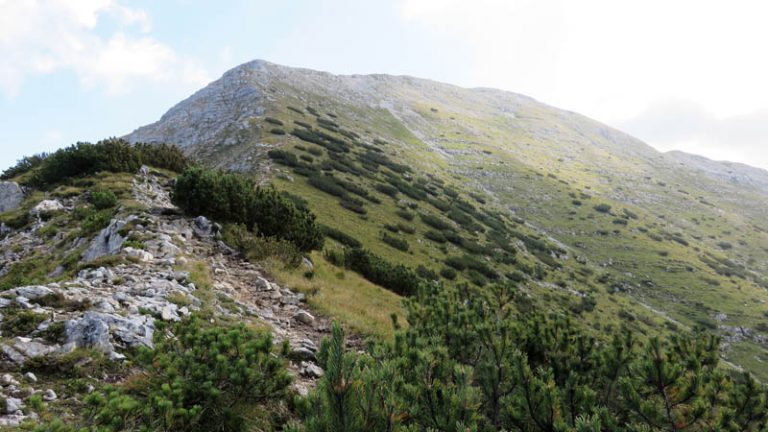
[
  {"x1": 300, "y1": 361, "x2": 325, "y2": 379},
  {"x1": 68, "y1": 311, "x2": 155, "y2": 349},
  {"x1": 82, "y1": 218, "x2": 128, "y2": 262},
  {"x1": 42, "y1": 389, "x2": 57, "y2": 401},
  {"x1": 192, "y1": 216, "x2": 214, "y2": 237},
  {"x1": 4, "y1": 397, "x2": 23, "y2": 414},
  {"x1": 0, "y1": 182, "x2": 23, "y2": 213},
  {"x1": 7, "y1": 285, "x2": 54, "y2": 300},
  {"x1": 64, "y1": 314, "x2": 113, "y2": 353},
  {"x1": 1, "y1": 338, "x2": 58, "y2": 364},
  {"x1": 293, "y1": 310, "x2": 315, "y2": 325}
]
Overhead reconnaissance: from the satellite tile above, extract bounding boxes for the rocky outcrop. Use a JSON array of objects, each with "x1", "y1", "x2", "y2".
[
  {"x1": 30, "y1": 199, "x2": 63, "y2": 215},
  {"x1": 81, "y1": 217, "x2": 130, "y2": 262},
  {"x1": 0, "y1": 182, "x2": 23, "y2": 213},
  {"x1": 0, "y1": 169, "x2": 337, "y2": 421}
]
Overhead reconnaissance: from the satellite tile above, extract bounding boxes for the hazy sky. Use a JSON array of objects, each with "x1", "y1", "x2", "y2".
[{"x1": 2, "y1": 0, "x2": 767, "y2": 170}]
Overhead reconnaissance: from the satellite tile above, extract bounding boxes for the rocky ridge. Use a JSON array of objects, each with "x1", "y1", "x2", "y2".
[{"x1": 0, "y1": 168, "x2": 333, "y2": 426}]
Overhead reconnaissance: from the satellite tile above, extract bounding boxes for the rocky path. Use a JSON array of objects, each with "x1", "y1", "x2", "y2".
[{"x1": 131, "y1": 167, "x2": 333, "y2": 393}]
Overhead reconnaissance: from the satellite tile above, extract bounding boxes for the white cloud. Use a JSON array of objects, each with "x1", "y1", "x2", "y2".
[
  {"x1": 620, "y1": 100, "x2": 768, "y2": 169},
  {"x1": 0, "y1": 0, "x2": 209, "y2": 98},
  {"x1": 401, "y1": 0, "x2": 768, "y2": 168}
]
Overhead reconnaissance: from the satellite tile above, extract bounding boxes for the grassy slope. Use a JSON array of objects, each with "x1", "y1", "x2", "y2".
[
  {"x1": 126, "y1": 65, "x2": 768, "y2": 378},
  {"x1": 205, "y1": 81, "x2": 768, "y2": 379}
]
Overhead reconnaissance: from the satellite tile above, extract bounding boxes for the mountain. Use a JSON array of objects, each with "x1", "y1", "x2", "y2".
[
  {"x1": 3, "y1": 59, "x2": 768, "y2": 429},
  {"x1": 126, "y1": 59, "x2": 768, "y2": 379}
]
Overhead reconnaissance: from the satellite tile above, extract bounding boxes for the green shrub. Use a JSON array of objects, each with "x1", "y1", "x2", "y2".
[
  {"x1": 381, "y1": 232, "x2": 409, "y2": 252},
  {"x1": 439, "y1": 267, "x2": 457, "y2": 280},
  {"x1": 222, "y1": 223, "x2": 302, "y2": 267},
  {"x1": 73, "y1": 317, "x2": 292, "y2": 432},
  {"x1": 397, "y1": 223, "x2": 416, "y2": 234},
  {"x1": 270, "y1": 128, "x2": 287, "y2": 135},
  {"x1": 594, "y1": 203, "x2": 612, "y2": 213},
  {"x1": 339, "y1": 197, "x2": 367, "y2": 215},
  {"x1": 424, "y1": 230, "x2": 447, "y2": 243},
  {"x1": 1, "y1": 154, "x2": 46, "y2": 180},
  {"x1": 416, "y1": 265, "x2": 438, "y2": 280},
  {"x1": 420, "y1": 213, "x2": 453, "y2": 231},
  {"x1": 90, "y1": 189, "x2": 118, "y2": 210},
  {"x1": 306, "y1": 146, "x2": 323, "y2": 156},
  {"x1": 267, "y1": 150, "x2": 299, "y2": 167},
  {"x1": 374, "y1": 183, "x2": 398, "y2": 197},
  {"x1": 79, "y1": 208, "x2": 115, "y2": 236},
  {"x1": 467, "y1": 269, "x2": 488, "y2": 286},
  {"x1": 173, "y1": 167, "x2": 323, "y2": 252},
  {"x1": 395, "y1": 209, "x2": 414, "y2": 221},
  {"x1": 308, "y1": 175, "x2": 347, "y2": 197},
  {"x1": 30, "y1": 139, "x2": 190, "y2": 187},
  {"x1": 290, "y1": 128, "x2": 351, "y2": 153},
  {"x1": 321, "y1": 225, "x2": 362, "y2": 248},
  {"x1": 1, "y1": 309, "x2": 46, "y2": 337},
  {"x1": 335, "y1": 248, "x2": 421, "y2": 296},
  {"x1": 265, "y1": 117, "x2": 284, "y2": 126}
]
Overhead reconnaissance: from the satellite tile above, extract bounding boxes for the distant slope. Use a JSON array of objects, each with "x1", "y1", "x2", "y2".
[
  {"x1": 127, "y1": 59, "x2": 768, "y2": 379},
  {"x1": 667, "y1": 150, "x2": 768, "y2": 195}
]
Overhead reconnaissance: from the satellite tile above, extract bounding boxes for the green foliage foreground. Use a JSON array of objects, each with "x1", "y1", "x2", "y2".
[
  {"x1": 36, "y1": 317, "x2": 292, "y2": 432},
  {"x1": 35, "y1": 282, "x2": 768, "y2": 431},
  {"x1": 292, "y1": 282, "x2": 768, "y2": 432}
]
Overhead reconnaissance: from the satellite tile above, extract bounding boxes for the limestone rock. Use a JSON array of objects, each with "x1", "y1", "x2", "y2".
[
  {"x1": 82, "y1": 218, "x2": 129, "y2": 262},
  {"x1": 64, "y1": 314, "x2": 113, "y2": 353},
  {"x1": 42, "y1": 389, "x2": 58, "y2": 401},
  {"x1": 293, "y1": 310, "x2": 315, "y2": 325},
  {"x1": 4, "y1": 397, "x2": 23, "y2": 414},
  {"x1": 1, "y1": 338, "x2": 58, "y2": 365},
  {"x1": 7, "y1": 285, "x2": 54, "y2": 300},
  {"x1": 30, "y1": 199, "x2": 63, "y2": 215},
  {"x1": 300, "y1": 361, "x2": 324, "y2": 379},
  {"x1": 192, "y1": 216, "x2": 214, "y2": 237},
  {"x1": 123, "y1": 246, "x2": 154, "y2": 262},
  {"x1": 0, "y1": 182, "x2": 23, "y2": 213}
]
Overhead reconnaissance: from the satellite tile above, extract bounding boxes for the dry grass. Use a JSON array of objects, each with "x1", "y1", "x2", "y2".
[{"x1": 264, "y1": 251, "x2": 405, "y2": 341}]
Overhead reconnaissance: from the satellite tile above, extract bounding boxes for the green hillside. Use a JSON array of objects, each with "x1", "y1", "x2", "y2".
[{"x1": 126, "y1": 60, "x2": 768, "y2": 379}]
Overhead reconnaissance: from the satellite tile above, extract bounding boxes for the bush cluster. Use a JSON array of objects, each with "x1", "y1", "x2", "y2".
[
  {"x1": 381, "y1": 232, "x2": 409, "y2": 251},
  {"x1": 222, "y1": 223, "x2": 302, "y2": 267},
  {"x1": 172, "y1": 167, "x2": 323, "y2": 252},
  {"x1": 37, "y1": 317, "x2": 292, "y2": 432},
  {"x1": 325, "y1": 247, "x2": 421, "y2": 296},
  {"x1": 89, "y1": 190, "x2": 118, "y2": 210},
  {"x1": 20, "y1": 139, "x2": 190, "y2": 186},
  {"x1": 321, "y1": 225, "x2": 362, "y2": 248}
]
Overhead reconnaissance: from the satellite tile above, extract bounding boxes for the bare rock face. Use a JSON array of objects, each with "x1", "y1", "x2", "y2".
[
  {"x1": 125, "y1": 61, "x2": 268, "y2": 151},
  {"x1": 0, "y1": 182, "x2": 23, "y2": 213},
  {"x1": 82, "y1": 218, "x2": 131, "y2": 262}
]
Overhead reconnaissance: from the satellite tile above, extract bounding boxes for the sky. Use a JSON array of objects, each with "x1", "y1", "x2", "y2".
[{"x1": 2, "y1": 0, "x2": 767, "y2": 171}]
